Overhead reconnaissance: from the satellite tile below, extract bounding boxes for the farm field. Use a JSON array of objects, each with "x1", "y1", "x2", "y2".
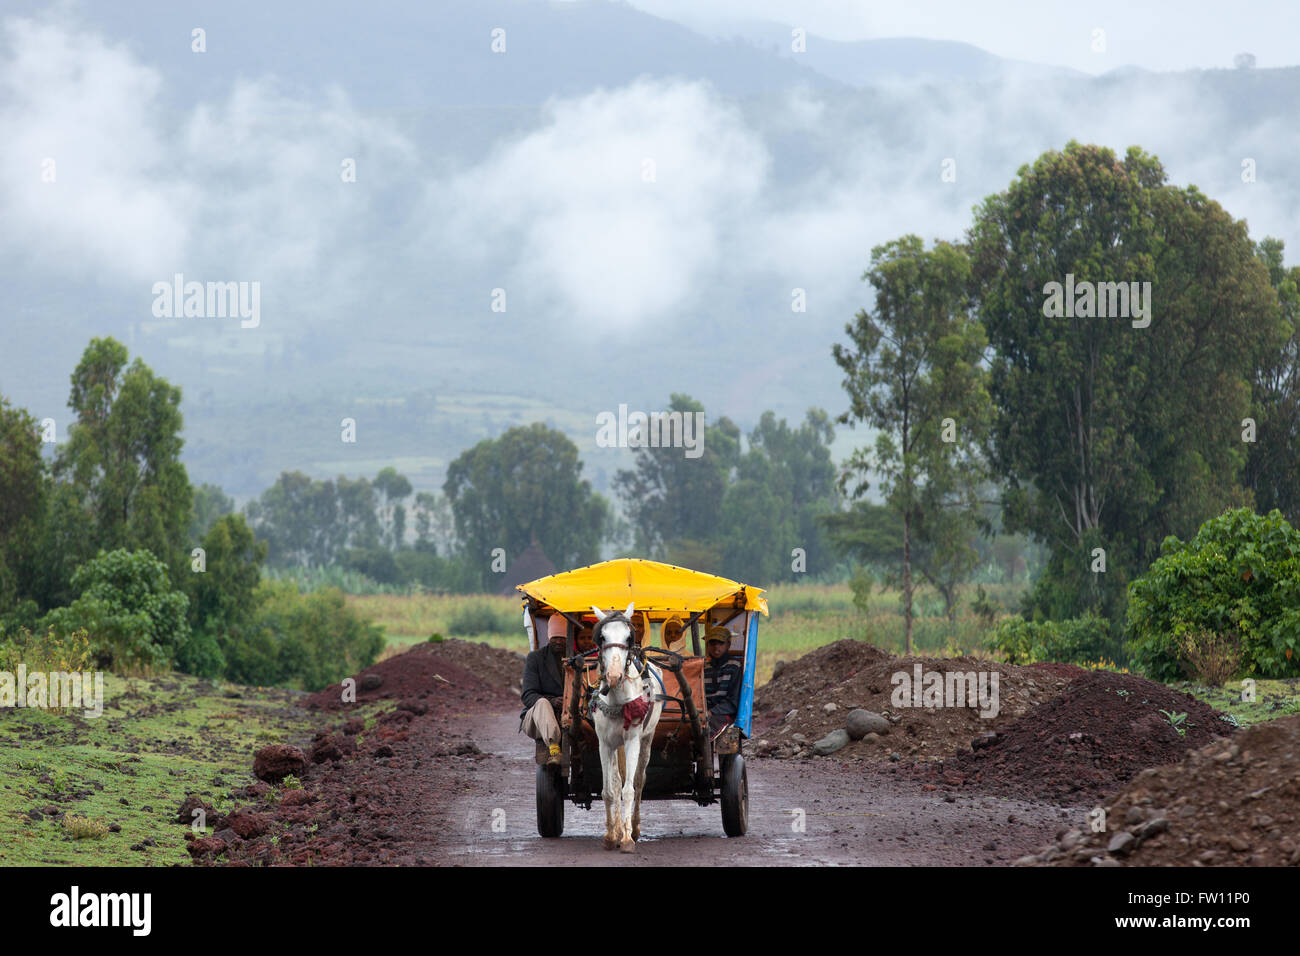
[
  {"x1": 349, "y1": 580, "x2": 1032, "y2": 683},
  {"x1": 346, "y1": 582, "x2": 1300, "y2": 723}
]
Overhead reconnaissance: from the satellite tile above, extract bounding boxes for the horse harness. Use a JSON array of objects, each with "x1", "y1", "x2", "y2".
[{"x1": 588, "y1": 611, "x2": 670, "y2": 730}]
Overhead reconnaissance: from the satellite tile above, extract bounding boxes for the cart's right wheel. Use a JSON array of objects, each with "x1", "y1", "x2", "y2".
[
  {"x1": 536, "y1": 765, "x2": 565, "y2": 838},
  {"x1": 720, "y1": 754, "x2": 748, "y2": 837}
]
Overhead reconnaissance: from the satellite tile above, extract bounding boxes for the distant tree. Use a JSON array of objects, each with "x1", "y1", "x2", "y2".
[
  {"x1": 613, "y1": 394, "x2": 740, "y2": 561},
  {"x1": 335, "y1": 475, "x2": 380, "y2": 552},
  {"x1": 719, "y1": 409, "x2": 838, "y2": 584},
  {"x1": 970, "y1": 142, "x2": 1279, "y2": 630},
  {"x1": 189, "y1": 483, "x2": 234, "y2": 545},
  {"x1": 444, "y1": 423, "x2": 610, "y2": 587},
  {"x1": 373, "y1": 467, "x2": 413, "y2": 549},
  {"x1": 187, "y1": 514, "x2": 267, "y2": 676},
  {"x1": 1243, "y1": 237, "x2": 1300, "y2": 525},
  {"x1": 55, "y1": 338, "x2": 193, "y2": 586},
  {"x1": 833, "y1": 235, "x2": 990, "y2": 652},
  {"x1": 411, "y1": 491, "x2": 454, "y2": 554},
  {"x1": 0, "y1": 396, "x2": 46, "y2": 611},
  {"x1": 246, "y1": 472, "x2": 341, "y2": 567}
]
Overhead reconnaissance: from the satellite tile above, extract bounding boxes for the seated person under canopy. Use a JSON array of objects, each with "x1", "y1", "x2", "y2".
[
  {"x1": 519, "y1": 613, "x2": 568, "y2": 766},
  {"x1": 703, "y1": 624, "x2": 741, "y2": 735}
]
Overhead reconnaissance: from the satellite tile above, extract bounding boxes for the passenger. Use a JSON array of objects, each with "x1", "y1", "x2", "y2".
[
  {"x1": 661, "y1": 615, "x2": 687, "y2": 654},
  {"x1": 520, "y1": 614, "x2": 567, "y2": 766},
  {"x1": 703, "y1": 625, "x2": 741, "y2": 735}
]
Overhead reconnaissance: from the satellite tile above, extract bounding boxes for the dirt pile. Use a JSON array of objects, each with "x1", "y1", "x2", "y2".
[
  {"x1": 1023, "y1": 714, "x2": 1300, "y2": 866},
  {"x1": 893, "y1": 670, "x2": 1236, "y2": 803},
  {"x1": 186, "y1": 642, "x2": 521, "y2": 865},
  {"x1": 751, "y1": 640, "x2": 1078, "y2": 761},
  {"x1": 424, "y1": 638, "x2": 526, "y2": 693},
  {"x1": 304, "y1": 638, "x2": 523, "y2": 712}
]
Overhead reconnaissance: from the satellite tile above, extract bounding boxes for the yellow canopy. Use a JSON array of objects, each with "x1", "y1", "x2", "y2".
[{"x1": 517, "y1": 558, "x2": 768, "y2": 617}]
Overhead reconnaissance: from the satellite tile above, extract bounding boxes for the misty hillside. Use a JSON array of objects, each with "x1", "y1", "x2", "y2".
[{"x1": 2, "y1": 0, "x2": 1298, "y2": 501}]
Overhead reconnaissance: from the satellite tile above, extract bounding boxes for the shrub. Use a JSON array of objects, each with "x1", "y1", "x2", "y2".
[
  {"x1": 0, "y1": 628, "x2": 95, "y2": 714},
  {"x1": 1177, "y1": 629, "x2": 1243, "y2": 686},
  {"x1": 245, "y1": 582, "x2": 385, "y2": 690},
  {"x1": 987, "y1": 614, "x2": 1116, "y2": 665},
  {"x1": 970, "y1": 584, "x2": 1001, "y2": 628},
  {"x1": 447, "y1": 602, "x2": 515, "y2": 636},
  {"x1": 0, "y1": 627, "x2": 94, "y2": 674},
  {"x1": 63, "y1": 815, "x2": 108, "y2": 839},
  {"x1": 1126, "y1": 508, "x2": 1300, "y2": 680},
  {"x1": 41, "y1": 549, "x2": 189, "y2": 671}
]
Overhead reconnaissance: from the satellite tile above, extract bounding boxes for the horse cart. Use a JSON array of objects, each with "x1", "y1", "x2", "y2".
[{"x1": 518, "y1": 559, "x2": 768, "y2": 841}]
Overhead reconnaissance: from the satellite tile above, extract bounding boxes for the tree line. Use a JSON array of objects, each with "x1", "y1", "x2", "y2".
[
  {"x1": 0, "y1": 339, "x2": 382, "y2": 688},
  {"x1": 829, "y1": 142, "x2": 1300, "y2": 674}
]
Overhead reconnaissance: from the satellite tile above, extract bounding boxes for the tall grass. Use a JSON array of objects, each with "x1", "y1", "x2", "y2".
[
  {"x1": 263, "y1": 565, "x2": 414, "y2": 595},
  {"x1": 346, "y1": 593, "x2": 528, "y2": 652}
]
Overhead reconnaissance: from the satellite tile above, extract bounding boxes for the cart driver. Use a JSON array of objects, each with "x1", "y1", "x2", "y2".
[
  {"x1": 703, "y1": 625, "x2": 741, "y2": 735},
  {"x1": 520, "y1": 613, "x2": 567, "y2": 766}
]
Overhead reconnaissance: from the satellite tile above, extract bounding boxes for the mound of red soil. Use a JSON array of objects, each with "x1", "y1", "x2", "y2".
[
  {"x1": 752, "y1": 640, "x2": 1074, "y2": 762},
  {"x1": 895, "y1": 671, "x2": 1236, "y2": 803},
  {"x1": 1025, "y1": 714, "x2": 1300, "y2": 866},
  {"x1": 304, "y1": 640, "x2": 521, "y2": 714},
  {"x1": 1023, "y1": 661, "x2": 1090, "y2": 681},
  {"x1": 757, "y1": 640, "x2": 891, "y2": 717},
  {"x1": 423, "y1": 638, "x2": 526, "y2": 693},
  {"x1": 187, "y1": 642, "x2": 522, "y2": 865}
]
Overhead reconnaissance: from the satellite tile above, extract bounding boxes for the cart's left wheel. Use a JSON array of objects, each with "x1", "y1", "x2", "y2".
[
  {"x1": 536, "y1": 765, "x2": 565, "y2": 837},
  {"x1": 720, "y1": 754, "x2": 748, "y2": 837}
]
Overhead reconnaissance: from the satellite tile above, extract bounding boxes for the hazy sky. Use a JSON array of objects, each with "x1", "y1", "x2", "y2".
[{"x1": 616, "y1": 0, "x2": 1300, "y2": 74}]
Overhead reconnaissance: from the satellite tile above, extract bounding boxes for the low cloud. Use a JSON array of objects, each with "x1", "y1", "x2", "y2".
[{"x1": 432, "y1": 79, "x2": 770, "y2": 330}]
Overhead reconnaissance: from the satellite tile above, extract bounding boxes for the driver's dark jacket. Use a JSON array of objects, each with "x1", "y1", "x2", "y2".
[
  {"x1": 704, "y1": 658, "x2": 742, "y2": 717},
  {"x1": 521, "y1": 644, "x2": 564, "y2": 719}
]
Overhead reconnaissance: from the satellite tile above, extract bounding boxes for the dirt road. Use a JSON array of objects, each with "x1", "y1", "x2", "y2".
[
  {"x1": 195, "y1": 641, "x2": 1096, "y2": 867},
  {"x1": 436, "y1": 710, "x2": 1084, "y2": 866}
]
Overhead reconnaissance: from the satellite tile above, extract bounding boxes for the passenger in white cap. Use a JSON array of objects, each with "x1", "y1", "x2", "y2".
[{"x1": 520, "y1": 613, "x2": 567, "y2": 765}]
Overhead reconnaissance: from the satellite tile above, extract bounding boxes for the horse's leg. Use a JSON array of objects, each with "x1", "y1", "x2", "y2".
[
  {"x1": 613, "y1": 745, "x2": 629, "y2": 846},
  {"x1": 619, "y1": 734, "x2": 640, "y2": 852},
  {"x1": 633, "y1": 704, "x2": 660, "y2": 842},
  {"x1": 631, "y1": 728, "x2": 651, "y2": 842},
  {"x1": 598, "y1": 731, "x2": 619, "y2": 851}
]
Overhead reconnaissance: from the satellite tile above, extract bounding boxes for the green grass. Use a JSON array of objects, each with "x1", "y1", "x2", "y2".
[
  {"x1": 1181, "y1": 678, "x2": 1300, "y2": 728},
  {"x1": 348, "y1": 593, "x2": 529, "y2": 656},
  {"x1": 0, "y1": 672, "x2": 316, "y2": 866}
]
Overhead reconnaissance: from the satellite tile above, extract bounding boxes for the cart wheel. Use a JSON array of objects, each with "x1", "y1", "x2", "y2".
[
  {"x1": 720, "y1": 754, "x2": 748, "y2": 837},
  {"x1": 536, "y1": 765, "x2": 565, "y2": 837}
]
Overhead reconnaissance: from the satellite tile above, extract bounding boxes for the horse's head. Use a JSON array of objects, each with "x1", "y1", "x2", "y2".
[{"x1": 592, "y1": 602, "x2": 636, "y2": 689}]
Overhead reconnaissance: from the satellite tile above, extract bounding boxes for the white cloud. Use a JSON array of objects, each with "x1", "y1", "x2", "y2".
[
  {"x1": 0, "y1": 17, "x2": 192, "y2": 280},
  {"x1": 434, "y1": 79, "x2": 770, "y2": 330},
  {"x1": 0, "y1": 15, "x2": 419, "y2": 302}
]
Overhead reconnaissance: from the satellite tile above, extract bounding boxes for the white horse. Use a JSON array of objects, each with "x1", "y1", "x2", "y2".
[{"x1": 590, "y1": 603, "x2": 664, "y2": 852}]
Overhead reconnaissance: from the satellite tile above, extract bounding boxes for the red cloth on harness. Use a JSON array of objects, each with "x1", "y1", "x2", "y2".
[{"x1": 622, "y1": 696, "x2": 649, "y2": 730}]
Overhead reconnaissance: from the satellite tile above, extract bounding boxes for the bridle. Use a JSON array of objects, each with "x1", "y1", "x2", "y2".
[{"x1": 592, "y1": 611, "x2": 646, "y2": 690}]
